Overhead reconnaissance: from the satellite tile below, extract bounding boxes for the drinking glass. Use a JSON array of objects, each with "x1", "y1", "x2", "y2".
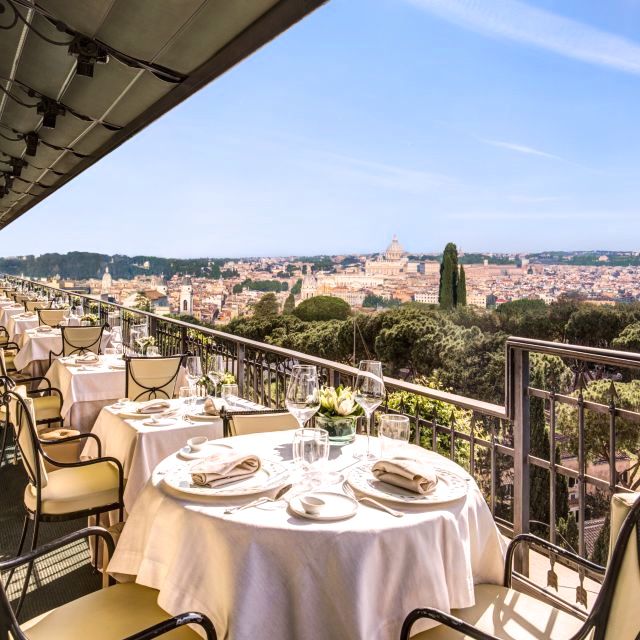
[
  {"x1": 132, "y1": 323, "x2": 148, "y2": 353},
  {"x1": 207, "y1": 354, "x2": 225, "y2": 396},
  {"x1": 292, "y1": 428, "x2": 329, "y2": 485},
  {"x1": 354, "y1": 360, "x2": 385, "y2": 460},
  {"x1": 146, "y1": 346, "x2": 159, "y2": 357},
  {"x1": 179, "y1": 385, "x2": 195, "y2": 413},
  {"x1": 285, "y1": 365, "x2": 320, "y2": 429},
  {"x1": 74, "y1": 305, "x2": 83, "y2": 318},
  {"x1": 221, "y1": 383, "x2": 239, "y2": 407},
  {"x1": 129, "y1": 328, "x2": 140, "y2": 355},
  {"x1": 105, "y1": 347, "x2": 116, "y2": 357},
  {"x1": 185, "y1": 356, "x2": 202, "y2": 389},
  {"x1": 378, "y1": 414, "x2": 411, "y2": 458}
]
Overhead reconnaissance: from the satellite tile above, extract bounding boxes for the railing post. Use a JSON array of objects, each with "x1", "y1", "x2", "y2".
[
  {"x1": 236, "y1": 343, "x2": 245, "y2": 398},
  {"x1": 511, "y1": 346, "x2": 530, "y2": 575}
]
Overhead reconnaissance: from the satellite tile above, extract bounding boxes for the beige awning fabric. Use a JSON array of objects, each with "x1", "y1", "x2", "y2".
[{"x1": 0, "y1": 0, "x2": 326, "y2": 228}]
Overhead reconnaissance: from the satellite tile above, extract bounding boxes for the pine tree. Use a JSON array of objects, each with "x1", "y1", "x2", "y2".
[
  {"x1": 283, "y1": 293, "x2": 295, "y2": 314},
  {"x1": 438, "y1": 243, "x2": 459, "y2": 310},
  {"x1": 591, "y1": 512, "x2": 610, "y2": 566},
  {"x1": 458, "y1": 265, "x2": 467, "y2": 306}
]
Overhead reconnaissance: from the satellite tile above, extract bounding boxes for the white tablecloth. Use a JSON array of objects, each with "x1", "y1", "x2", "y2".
[
  {"x1": 0, "y1": 305, "x2": 26, "y2": 335},
  {"x1": 8, "y1": 314, "x2": 39, "y2": 342},
  {"x1": 42, "y1": 356, "x2": 128, "y2": 430},
  {"x1": 15, "y1": 328, "x2": 112, "y2": 377},
  {"x1": 108, "y1": 433, "x2": 506, "y2": 640},
  {"x1": 81, "y1": 399, "x2": 225, "y2": 511}
]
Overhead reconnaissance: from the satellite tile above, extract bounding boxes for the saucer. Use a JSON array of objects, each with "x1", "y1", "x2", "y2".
[
  {"x1": 289, "y1": 492, "x2": 358, "y2": 521},
  {"x1": 177, "y1": 442, "x2": 233, "y2": 460}
]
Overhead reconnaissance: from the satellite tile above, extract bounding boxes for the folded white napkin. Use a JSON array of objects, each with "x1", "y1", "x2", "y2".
[
  {"x1": 372, "y1": 458, "x2": 438, "y2": 495},
  {"x1": 137, "y1": 400, "x2": 171, "y2": 414},
  {"x1": 38, "y1": 325, "x2": 53, "y2": 332},
  {"x1": 190, "y1": 453, "x2": 261, "y2": 488},
  {"x1": 76, "y1": 353, "x2": 99, "y2": 363},
  {"x1": 202, "y1": 396, "x2": 226, "y2": 416}
]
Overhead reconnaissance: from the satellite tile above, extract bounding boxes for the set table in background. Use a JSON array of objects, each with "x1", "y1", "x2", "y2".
[
  {"x1": 81, "y1": 397, "x2": 260, "y2": 512},
  {"x1": 108, "y1": 431, "x2": 506, "y2": 640}
]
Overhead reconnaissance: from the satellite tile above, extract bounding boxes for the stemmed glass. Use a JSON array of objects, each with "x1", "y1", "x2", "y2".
[
  {"x1": 207, "y1": 354, "x2": 225, "y2": 397},
  {"x1": 354, "y1": 360, "x2": 386, "y2": 460},
  {"x1": 285, "y1": 365, "x2": 320, "y2": 429},
  {"x1": 185, "y1": 356, "x2": 203, "y2": 391},
  {"x1": 133, "y1": 323, "x2": 148, "y2": 353}
]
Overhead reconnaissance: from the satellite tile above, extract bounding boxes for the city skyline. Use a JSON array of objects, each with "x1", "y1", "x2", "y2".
[{"x1": 2, "y1": 0, "x2": 640, "y2": 256}]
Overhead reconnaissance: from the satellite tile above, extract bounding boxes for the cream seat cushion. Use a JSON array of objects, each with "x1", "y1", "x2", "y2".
[
  {"x1": 23, "y1": 461, "x2": 119, "y2": 515},
  {"x1": 411, "y1": 584, "x2": 585, "y2": 640},
  {"x1": 18, "y1": 583, "x2": 201, "y2": 639},
  {"x1": 32, "y1": 394, "x2": 62, "y2": 421}
]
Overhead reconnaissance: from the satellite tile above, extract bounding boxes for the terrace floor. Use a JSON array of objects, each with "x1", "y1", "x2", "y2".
[{"x1": 0, "y1": 454, "x2": 100, "y2": 623}]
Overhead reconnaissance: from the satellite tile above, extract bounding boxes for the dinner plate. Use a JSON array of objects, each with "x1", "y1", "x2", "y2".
[
  {"x1": 289, "y1": 492, "x2": 358, "y2": 521},
  {"x1": 185, "y1": 411, "x2": 220, "y2": 422},
  {"x1": 347, "y1": 463, "x2": 468, "y2": 506},
  {"x1": 142, "y1": 417, "x2": 177, "y2": 427},
  {"x1": 162, "y1": 459, "x2": 289, "y2": 498},
  {"x1": 177, "y1": 442, "x2": 233, "y2": 460}
]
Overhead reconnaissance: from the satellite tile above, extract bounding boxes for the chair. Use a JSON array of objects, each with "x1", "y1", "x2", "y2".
[
  {"x1": 401, "y1": 492, "x2": 640, "y2": 640},
  {"x1": 12, "y1": 293, "x2": 28, "y2": 305},
  {"x1": 24, "y1": 300, "x2": 51, "y2": 312},
  {"x1": 125, "y1": 355, "x2": 185, "y2": 401},
  {"x1": 49, "y1": 325, "x2": 105, "y2": 365},
  {"x1": 0, "y1": 348, "x2": 63, "y2": 429},
  {"x1": 37, "y1": 307, "x2": 65, "y2": 327},
  {"x1": 224, "y1": 408, "x2": 299, "y2": 437},
  {"x1": 0, "y1": 527, "x2": 217, "y2": 639},
  {"x1": 4, "y1": 388, "x2": 124, "y2": 615}
]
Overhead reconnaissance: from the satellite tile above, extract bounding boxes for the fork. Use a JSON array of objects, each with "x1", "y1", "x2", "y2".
[{"x1": 342, "y1": 483, "x2": 404, "y2": 518}]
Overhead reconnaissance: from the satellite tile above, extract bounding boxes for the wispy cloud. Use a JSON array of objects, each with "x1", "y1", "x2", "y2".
[
  {"x1": 406, "y1": 0, "x2": 640, "y2": 76},
  {"x1": 320, "y1": 152, "x2": 455, "y2": 194},
  {"x1": 478, "y1": 137, "x2": 563, "y2": 160}
]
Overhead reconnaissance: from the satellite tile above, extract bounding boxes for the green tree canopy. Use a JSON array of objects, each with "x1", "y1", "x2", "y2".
[
  {"x1": 292, "y1": 296, "x2": 351, "y2": 322},
  {"x1": 253, "y1": 293, "x2": 279, "y2": 318}
]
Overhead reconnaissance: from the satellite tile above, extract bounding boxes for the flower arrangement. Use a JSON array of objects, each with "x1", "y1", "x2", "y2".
[
  {"x1": 80, "y1": 314, "x2": 98, "y2": 326},
  {"x1": 138, "y1": 336, "x2": 156, "y2": 355},
  {"x1": 198, "y1": 371, "x2": 236, "y2": 394},
  {"x1": 318, "y1": 385, "x2": 363, "y2": 418}
]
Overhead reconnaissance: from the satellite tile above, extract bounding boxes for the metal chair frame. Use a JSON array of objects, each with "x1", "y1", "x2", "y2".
[
  {"x1": 2, "y1": 389, "x2": 124, "y2": 617},
  {"x1": 400, "y1": 496, "x2": 640, "y2": 640},
  {"x1": 49, "y1": 325, "x2": 105, "y2": 366},
  {"x1": 0, "y1": 527, "x2": 217, "y2": 640},
  {"x1": 124, "y1": 354, "x2": 185, "y2": 401},
  {"x1": 36, "y1": 307, "x2": 65, "y2": 327}
]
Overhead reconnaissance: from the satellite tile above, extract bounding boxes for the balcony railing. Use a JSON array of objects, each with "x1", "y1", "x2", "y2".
[{"x1": 6, "y1": 276, "x2": 639, "y2": 613}]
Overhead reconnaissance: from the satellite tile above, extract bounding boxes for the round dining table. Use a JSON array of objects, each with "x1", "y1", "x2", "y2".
[{"x1": 108, "y1": 432, "x2": 506, "y2": 640}]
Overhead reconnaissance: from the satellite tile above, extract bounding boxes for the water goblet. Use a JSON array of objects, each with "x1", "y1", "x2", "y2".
[
  {"x1": 354, "y1": 360, "x2": 385, "y2": 460},
  {"x1": 285, "y1": 365, "x2": 320, "y2": 429}
]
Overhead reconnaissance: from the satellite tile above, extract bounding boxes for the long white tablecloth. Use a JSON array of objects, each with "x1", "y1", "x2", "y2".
[
  {"x1": 0, "y1": 305, "x2": 26, "y2": 336},
  {"x1": 15, "y1": 328, "x2": 111, "y2": 377},
  {"x1": 108, "y1": 432, "x2": 506, "y2": 640},
  {"x1": 42, "y1": 356, "x2": 127, "y2": 430},
  {"x1": 81, "y1": 399, "x2": 225, "y2": 512}
]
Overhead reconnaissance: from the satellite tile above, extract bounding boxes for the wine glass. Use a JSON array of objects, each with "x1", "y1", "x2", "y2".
[
  {"x1": 207, "y1": 354, "x2": 225, "y2": 396},
  {"x1": 285, "y1": 365, "x2": 320, "y2": 429},
  {"x1": 292, "y1": 427, "x2": 329, "y2": 487},
  {"x1": 133, "y1": 323, "x2": 148, "y2": 353},
  {"x1": 185, "y1": 356, "x2": 202, "y2": 389},
  {"x1": 354, "y1": 360, "x2": 385, "y2": 460}
]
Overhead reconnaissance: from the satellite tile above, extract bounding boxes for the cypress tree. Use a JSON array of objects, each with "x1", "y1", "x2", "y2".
[
  {"x1": 458, "y1": 265, "x2": 467, "y2": 306},
  {"x1": 439, "y1": 242, "x2": 459, "y2": 310},
  {"x1": 283, "y1": 293, "x2": 296, "y2": 314}
]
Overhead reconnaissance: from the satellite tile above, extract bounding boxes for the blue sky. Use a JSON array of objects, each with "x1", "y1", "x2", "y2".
[{"x1": 3, "y1": 0, "x2": 640, "y2": 258}]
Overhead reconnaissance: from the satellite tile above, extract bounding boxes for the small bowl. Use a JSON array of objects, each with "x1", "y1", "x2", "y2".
[
  {"x1": 187, "y1": 436, "x2": 208, "y2": 452},
  {"x1": 299, "y1": 494, "x2": 326, "y2": 515}
]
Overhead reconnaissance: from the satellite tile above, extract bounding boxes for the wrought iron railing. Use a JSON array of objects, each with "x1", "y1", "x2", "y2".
[{"x1": 6, "y1": 276, "x2": 639, "y2": 605}]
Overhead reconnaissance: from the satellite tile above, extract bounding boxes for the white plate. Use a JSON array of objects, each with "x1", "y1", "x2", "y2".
[
  {"x1": 142, "y1": 417, "x2": 177, "y2": 427},
  {"x1": 347, "y1": 463, "x2": 468, "y2": 506},
  {"x1": 289, "y1": 492, "x2": 358, "y2": 521},
  {"x1": 162, "y1": 459, "x2": 289, "y2": 498},
  {"x1": 177, "y1": 442, "x2": 233, "y2": 460}
]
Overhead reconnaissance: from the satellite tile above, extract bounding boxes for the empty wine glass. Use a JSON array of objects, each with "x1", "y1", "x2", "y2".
[
  {"x1": 221, "y1": 383, "x2": 239, "y2": 407},
  {"x1": 354, "y1": 360, "x2": 386, "y2": 460},
  {"x1": 285, "y1": 365, "x2": 320, "y2": 429},
  {"x1": 207, "y1": 354, "x2": 225, "y2": 396},
  {"x1": 185, "y1": 356, "x2": 202, "y2": 389}
]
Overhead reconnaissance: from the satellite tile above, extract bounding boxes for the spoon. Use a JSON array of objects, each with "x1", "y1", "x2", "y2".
[{"x1": 224, "y1": 483, "x2": 293, "y2": 515}]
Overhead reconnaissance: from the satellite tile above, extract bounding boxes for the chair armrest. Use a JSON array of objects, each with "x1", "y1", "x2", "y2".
[
  {"x1": 40, "y1": 453, "x2": 123, "y2": 483},
  {"x1": 123, "y1": 612, "x2": 217, "y2": 640},
  {"x1": 504, "y1": 533, "x2": 605, "y2": 586},
  {"x1": 21, "y1": 376, "x2": 52, "y2": 390},
  {"x1": 0, "y1": 526, "x2": 115, "y2": 572},
  {"x1": 39, "y1": 432, "x2": 102, "y2": 458},
  {"x1": 2, "y1": 340, "x2": 20, "y2": 351},
  {"x1": 401, "y1": 608, "x2": 502, "y2": 640}
]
